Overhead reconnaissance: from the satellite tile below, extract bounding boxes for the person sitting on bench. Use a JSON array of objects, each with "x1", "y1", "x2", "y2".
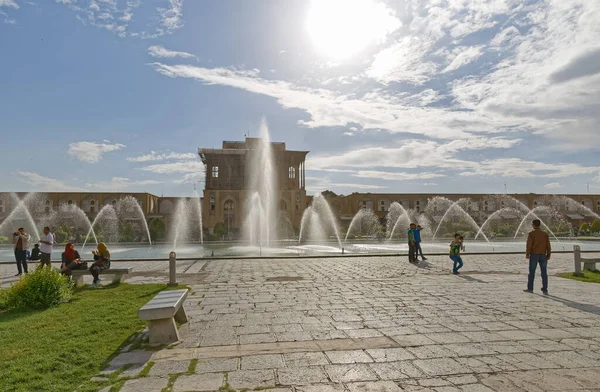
[
  {"x1": 89, "y1": 242, "x2": 111, "y2": 288},
  {"x1": 30, "y1": 244, "x2": 42, "y2": 262},
  {"x1": 61, "y1": 242, "x2": 87, "y2": 276}
]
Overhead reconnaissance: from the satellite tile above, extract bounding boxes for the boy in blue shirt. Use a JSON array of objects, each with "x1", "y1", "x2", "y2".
[
  {"x1": 408, "y1": 223, "x2": 417, "y2": 263},
  {"x1": 414, "y1": 225, "x2": 427, "y2": 261}
]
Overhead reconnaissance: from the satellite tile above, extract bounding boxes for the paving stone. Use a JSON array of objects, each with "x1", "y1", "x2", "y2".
[
  {"x1": 241, "y1": 354, "x2": 285, "y2": 369},
  {"x1": 118, "y1": 363, "x2": 146, "y2": 379},
  {"x1": 239, "y1": 333, "x2": 277, "y2": 344},
  {"x1": 326, "y1": 350, "x2": 373, "y2": 364},
  {"x1": 369, "y1": 361, "x2": 424, "y2": 379},
  {"x1": 325, "y1": 364, "x2": 379, "y2": 383},
  {"x1": 227, "y1": 369, "x2": 276, "y2": 389},
  {"x1": 295, "y1": 384, "x2": 347, "y2": 392},
  {"x1": 277, "y1": 367, "x2": 329, "y2": 385},
  {"x1": 108, "y1": 350, "x2": 153, "y2": 369},
  {"x1": 367, "y1": 348, "x2": 415, "y2": 362},
  {"x1": 194, "y1": 357, "x2": 238, "y2": 373},
  {"x1": 284, "y1": 352, "x2": 330, "y2": 367},
  {"x1": 120, "y1": 377, "x2": 169, "y2": 392},
  {"x1": 149, "y1": 360, "x2": 190, "y2": 376},
  {"x1": 346, "y1": 329, "x2": 385, "y2": 338},
  {"x1": 392, "y1": 335, "x2": 437, "y2": 347},
  {"x1": 445, "y1": 375, "x2": 478, "y2": 385},
  {"x1": 413, "y1": 358, "x2": 468, "y2": 376},
  {"x1": 346, "y1": 381, "x2": 404, "y2": 392},
  {"x1": 173, "y1": 373, "x2": 224, "y2": 391}
]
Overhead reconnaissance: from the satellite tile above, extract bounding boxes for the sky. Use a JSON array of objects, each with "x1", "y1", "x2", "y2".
[{"x1": 1, "y1": 0, "x2": 599, "y2": 197}]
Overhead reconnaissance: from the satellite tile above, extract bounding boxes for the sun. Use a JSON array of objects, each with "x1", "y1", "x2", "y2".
[{"x1": 306, "y1": 0, "x2": 400, "y2": 60}]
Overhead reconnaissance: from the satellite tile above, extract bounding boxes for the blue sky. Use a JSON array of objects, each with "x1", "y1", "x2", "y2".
[{"x1": 1, "y1": 0, "x2": 599, "y2": 197}]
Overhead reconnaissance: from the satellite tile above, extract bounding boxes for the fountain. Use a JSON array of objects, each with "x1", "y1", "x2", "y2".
[
  {"x1": 387, "y1": 202, "x2": 415, "y2": 240},
  {"x1": 0, "y1": 193, "x2": 43, "y2": 241},
  {"x1": 47, "y1": 204, "x2": 99, "y2": 245},
  {"x1": 193, "y1": 190, "x2": 204, "y2": 244},
  {"x1": 299, "y1": 193, "x2": 342, "y2": 247},
  {"x1": 171, "y1": 197, "x2": 203, "y2": 251},
  {"x1": 242, "y1": 119, "x2": 277, "y2": 246},
  {"x1": 115, "y1": 196, "x2": 153, "y2": 244},
  {"x1": 513, "y1": 206, "x2": 563, "y2": 242},
  {"x1": 428, "y1": 197, "x2": 489, "y2": 241},
  {"x1": 345, "y1": 209, "x2": 381, "y2": 242},
  {"x1": 81, "y1": 204, "x2": 119, "y2": 251}
]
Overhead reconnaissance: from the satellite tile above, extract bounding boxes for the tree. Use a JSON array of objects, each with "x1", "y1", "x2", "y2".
[
  {"x1": 119, "y1": 222, "x2": 135, "y2": 243},
  {"x1": 321, "y1": 190, "x2": 338, "y2": 198},
  {"x1": 213, "y1": 222, "x2": 228, "y2": 239},
  {"x1": 591, "y1": 220, "x2": 600, "y2": 234},
  {"x1": 149, "y1": 218, "x2": 166, "y2": 241},
  {"x1": 580, "y1": 222, "x2": 591, "y2": 233}
]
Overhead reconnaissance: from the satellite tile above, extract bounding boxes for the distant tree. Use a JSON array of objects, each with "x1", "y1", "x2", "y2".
[
  {"x1": 149, "y1": 218, "x2": 166, "y2": 241},
  {"x1": 119, "y1": 222, "x2": 136, "y2": 243},
  {"x1": 213, "y1": 222, "x2": 228, "y2": 239},
  {"x1": 321, "y1": 190, "x2": 338, "y2": 198},
  {"x1": 580, "y1": 222, "x2": 591, "y2": 233},
  {"x1": 591, "y1": 221, "x2": 600, "y2": 234}
]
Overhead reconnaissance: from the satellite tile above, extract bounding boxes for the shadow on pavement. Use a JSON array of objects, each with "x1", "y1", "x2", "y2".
[{"x1": 543, "y1": 294, "x2": 600, "y2": 317}]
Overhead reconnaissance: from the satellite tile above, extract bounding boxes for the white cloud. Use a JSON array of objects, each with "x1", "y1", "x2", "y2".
[
  {"x1": 156, "y1": 0, "x2": 184, "y2": 35},
  {"x1": 148, "y1": 45, "x2": 197, "y2": 60},
  {"x1": 0, "y1": 0, "x2": 18, "y2": 8},
  {"x1": 353, "y1": 170, "x2": 445, "y2": 181},
  {"x1": 85, "y1": 177, "x2": 162, "y2": 190},
  {"x1": 305, "y1": 176, "x2": 386, "y2": 194},
  {"x1": 17, "y1": 171, "x2": 77, "y2": 192},
  {"x1": 127, "y1": 151, "x2": 197, "y2": 162},
  {"x1": 544, "y1": 182, "x2": 563, "y2": 190},
  {"x1": 442, "y1": 46, "x2": 485, "y2": 73},
  {"x1": 140, "y1": 160, "x2": 203, "y2": 174},
  {"x1": 68, "y1": 141, "x2": 125, "y2": 163}
]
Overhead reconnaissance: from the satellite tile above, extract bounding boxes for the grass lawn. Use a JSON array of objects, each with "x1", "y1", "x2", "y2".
[
  {"x1": 558, "y1": 270, "x2": 600, "y2": 284},
  {"x1": 0, "y1": 283, "x2": 183, "y2": 392}
]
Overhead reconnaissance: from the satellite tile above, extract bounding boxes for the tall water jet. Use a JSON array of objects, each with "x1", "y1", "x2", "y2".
[
  {"x1": 345, "y1": 209, "x2": 381, "y2": 242},
  {"x1": 82, "y1": 204, "x2": 119, "y2": 251},
  {"x1": 474, "y1": 207, "x2": 520, "y2": 240},
  {"x1": 431, "y1": 198, "x2": 489, "y2": 241},
  {"x1": 298, "y1": 193, "x2": 341, "y2": 247},
  {"x1": 193, "y1": 191, "x2": 204, "y2": 244},
  {"x1": 0, "y1": 193, "x2": 42, "y2": 241},
  {"x1": 170, "y1": 198, "x2": 204, "y2": 251},
  {"x1": 115, "y1": 196, "x2": 152, "y2": 244},
  {"x1": 48, "y1": 204, "x2": 98, "y2": 245},
  {"x1": 387, "y1": 202, "x2": 413, "y2": 240},
  {"x1": 243, "y1": 119, "x2": 277, "y2": 246},
  {"x1": 513, "y1": 206, "x2": 561, "y2": 242}
]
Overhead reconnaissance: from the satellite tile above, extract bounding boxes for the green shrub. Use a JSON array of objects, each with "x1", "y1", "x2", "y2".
[
  {"x1": 0, "y1": 235, "x2": 8, "y2": 244},
  {"x1": 4, "y1": 267, "x2": 74, "y2": 310}
]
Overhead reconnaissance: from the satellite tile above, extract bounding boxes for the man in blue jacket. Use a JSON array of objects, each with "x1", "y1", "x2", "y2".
[{"x1": 414, "y1": 225, "x2": 427, "y2": 261}]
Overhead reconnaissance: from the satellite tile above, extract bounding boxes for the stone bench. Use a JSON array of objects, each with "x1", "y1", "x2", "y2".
[
  {"x1": 574, "y1": 245, "x2": 600, "y2": 276},
  {"x1": 138, "y1": 289, "x2": 189, "y2": 345},
  {"x1": 71, "y1": 267, "x2": 132, "y2": 287}
]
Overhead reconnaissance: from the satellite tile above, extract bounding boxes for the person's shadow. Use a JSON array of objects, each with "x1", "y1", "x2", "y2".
[
  {"x1": 542, "y1": 294, "x2": 600, "y2": 317},
  {"x1": 457, "y1": 275, "x2": 488, "y2": 284}
]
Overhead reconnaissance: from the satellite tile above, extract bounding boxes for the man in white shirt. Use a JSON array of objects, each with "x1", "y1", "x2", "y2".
[{"x1": 39, "y1": 226, "x2": 54, "y2": 267}]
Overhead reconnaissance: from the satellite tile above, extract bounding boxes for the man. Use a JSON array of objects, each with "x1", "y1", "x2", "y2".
[
  {"x1": 414, "y1": 225, "x2": 427, "y2": 261},
  {"x1": 408, "y1": 223, "x2": 417, "y2": 263},
  {"x1": 39, "y1": 226, "x2": 55, "y2": 268},
  {"x1": 13, "y1": 228, "x2": 30, "y2": 276},
  {"x1": 525, "y1": 219, "x2": 551, "y2": 295}
]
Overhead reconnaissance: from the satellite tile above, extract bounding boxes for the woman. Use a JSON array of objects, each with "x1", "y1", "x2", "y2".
[
  {"x1": 449, "y1": 233, "x2": 465, "y2": 275},
  {"x1": 61, "y1": 242, "x2": 87, "y2": 276},
  {"x1": 89, "y1": 242, "x2": 111, "y2": 287}
]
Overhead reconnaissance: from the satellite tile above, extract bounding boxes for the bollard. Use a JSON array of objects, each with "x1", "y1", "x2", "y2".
[
  {"x1": 168, "y1": 251, "x2": 177, "y2": 286},
  {"x1": 211, "y1": 250, "x2": 214, "y2": 257},
  {"x1": 342, "y1": 247, "x2": 344, "y2": 255},
  {"x1": 574, "y1": 245, "x2": 583, "y2": 277}
]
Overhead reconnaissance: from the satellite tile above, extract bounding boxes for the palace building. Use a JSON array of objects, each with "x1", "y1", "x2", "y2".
[{"x1": 198, "y1": 138, "x2": 309, "y2": 235}]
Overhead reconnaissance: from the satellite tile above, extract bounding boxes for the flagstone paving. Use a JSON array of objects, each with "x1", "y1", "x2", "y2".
[{"x1": 3, "y1": 252, "x2": 600, "y2": 391}]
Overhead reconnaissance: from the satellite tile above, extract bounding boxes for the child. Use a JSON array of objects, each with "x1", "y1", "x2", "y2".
[
  {"x1": 449, "y1": 233, "x2": 464, "y2": 275},
  {"x1": 29, "y1": 244, "x2": 41, "y2": 261}
]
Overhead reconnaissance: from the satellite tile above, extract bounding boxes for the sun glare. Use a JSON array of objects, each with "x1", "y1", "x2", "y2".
[{"x1": 306, "y1": 0, "x2": 400, "y2": 60}]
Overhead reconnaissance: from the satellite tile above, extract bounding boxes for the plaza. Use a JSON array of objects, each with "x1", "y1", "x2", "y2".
[{"x1": 4, "y1": 252, "x2": 599, "y2": 391}]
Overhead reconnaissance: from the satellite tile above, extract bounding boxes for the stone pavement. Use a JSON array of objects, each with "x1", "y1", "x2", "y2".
[{"x1": 84, "y1": 252, "x2": 600, "y2": 392}]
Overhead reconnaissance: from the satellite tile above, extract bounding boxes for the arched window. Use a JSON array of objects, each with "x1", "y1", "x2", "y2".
[
  {"x1": 90, "y1": 200, "x2": 95, "y2": 206},
  {"x1": 0, "y1": 198, "x2": 4, "y2": 214},
  {"x1": 212, "y1": 166, "x2": 219, "y2": 178},
  {"x1": 280, "y1": 200, "x2": 287, "y2": 211},
  {"x1": 224, "y1": 200, "x2": 234, "y2": 211},
  {"x1": 597, "y1": 200, "x2": 600, "y2": 212},
  {"x1": 288, "y1": 167, "x2": 296, "y2": 179}
]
